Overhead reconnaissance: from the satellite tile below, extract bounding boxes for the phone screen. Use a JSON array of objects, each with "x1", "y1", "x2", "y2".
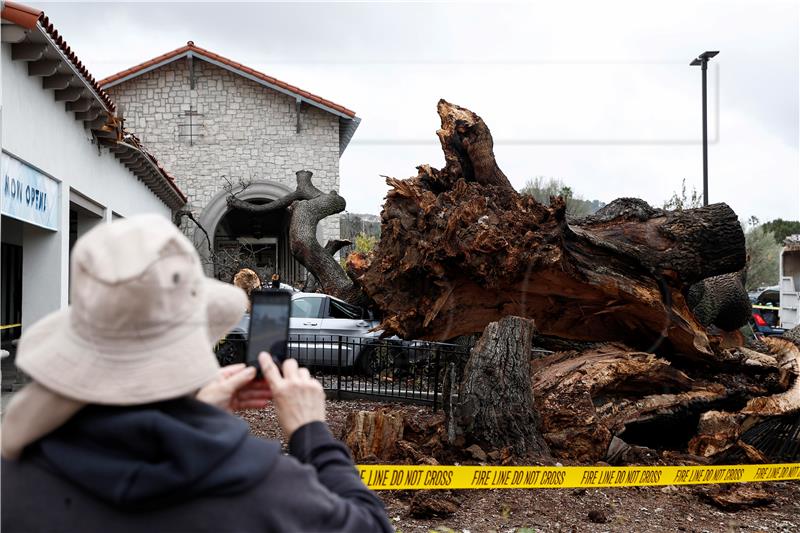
[{"x1": 247, "y1": 290, "x2": 291, "y2": 371}]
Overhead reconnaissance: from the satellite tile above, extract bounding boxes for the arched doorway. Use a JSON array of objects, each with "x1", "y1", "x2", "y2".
[{"x1": 195, "y1": 181, "x2": 307, "y2": 285}]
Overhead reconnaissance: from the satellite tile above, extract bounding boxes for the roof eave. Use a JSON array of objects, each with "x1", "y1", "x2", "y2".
[
  {"x1": 99, "y1": 49, "x2": 188, "y2": 90},
  {"x1": 339, "y1": 116, "x2": 360, "y2": 156},
  {"x1": 100, "y1": 47, "x2": 357, "y2": 120},
  {"x1": 31, "y1": 23, "x2": 113, "y2": 114}
]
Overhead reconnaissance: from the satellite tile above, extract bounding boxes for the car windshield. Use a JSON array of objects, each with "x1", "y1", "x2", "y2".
[{"x1": 757, "y1": 291, "x2": 780, "y2": 306}]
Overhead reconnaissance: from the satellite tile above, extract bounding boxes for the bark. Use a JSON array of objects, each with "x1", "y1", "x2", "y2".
[
  {"x1": 288, "y1": 175, "x2": 365, "y2": 304},
  {"x1": 687, "y1": 268, "x2": 751, "y2": 332},
  {"x1": 784, "y1": 324, "x2": 800, "y2": 344},
  {"x1": 324, "y1": 238, "x2": 352, "y2": 256},
  {"x1": 446, "y1": 316, "x2": 549, "y2": 456},
  {"x1": 225, "y1": 170, "x2": 319, "y2": 213},
  {"x1": 442, "y1": 334, "x2": 477, "y2": 436},
  {"x1": 357, "y1": 101, "x2": 745, "y2": 361}
]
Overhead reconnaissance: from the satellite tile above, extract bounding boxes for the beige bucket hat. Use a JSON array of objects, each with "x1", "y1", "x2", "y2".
[{"x1": 14, "y1": 213, "x2": 248, "y2": 405}]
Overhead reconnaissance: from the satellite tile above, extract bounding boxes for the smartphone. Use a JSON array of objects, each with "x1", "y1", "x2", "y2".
[{"x1": 247, "y1": 290, "x2": 291, "y2": 374}]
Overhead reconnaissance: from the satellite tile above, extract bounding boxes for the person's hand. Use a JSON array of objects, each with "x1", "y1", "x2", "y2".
[
  {"x1": 196, "y1": 363, "x2": 272, "y2": 412},
  {"x1": 259, "y1": 353, "x2": 326, "y2": 439}
]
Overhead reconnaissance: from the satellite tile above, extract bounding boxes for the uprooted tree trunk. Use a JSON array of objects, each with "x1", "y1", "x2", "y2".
[
  {"x1": 223, "y1": 100, "x2": 796, "y2": 464},
  {"x1": 446, "y1": 316, "x2": 549, "y2": 457},
  {"x1": 356, "y1": 100, "x2": 745, "y2": 363}
]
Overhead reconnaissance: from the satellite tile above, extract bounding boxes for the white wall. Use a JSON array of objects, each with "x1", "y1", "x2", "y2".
[{"x1": 1, "y1": 43, "x2": 173, "y2": 328}]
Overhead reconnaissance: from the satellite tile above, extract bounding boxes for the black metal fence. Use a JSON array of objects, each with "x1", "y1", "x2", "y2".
[{"x1": 216, "y1": 334, "x2": 468, "y2": 410}]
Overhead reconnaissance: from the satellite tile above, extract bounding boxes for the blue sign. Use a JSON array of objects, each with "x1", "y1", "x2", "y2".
[{"x1": 1, "y1": 153, "x2": 60, "y2": 231}]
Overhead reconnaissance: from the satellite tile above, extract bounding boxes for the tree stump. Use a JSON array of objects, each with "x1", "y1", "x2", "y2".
[
  {"x1": 342, "y1": 409, "x2": 404, "y2": 461},
  {"x1": 446, "y1": 316, "x2": 549, "y2": 456}
]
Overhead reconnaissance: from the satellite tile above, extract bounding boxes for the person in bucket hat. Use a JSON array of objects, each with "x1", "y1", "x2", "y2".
[{"x1": 1, "y1": 214, "x2": 392, "y2": 533}]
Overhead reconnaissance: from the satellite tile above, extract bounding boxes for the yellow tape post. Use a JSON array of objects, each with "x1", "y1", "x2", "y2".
[{"x1": 357, "y1": 464, "x2": 800, "y2": 490}]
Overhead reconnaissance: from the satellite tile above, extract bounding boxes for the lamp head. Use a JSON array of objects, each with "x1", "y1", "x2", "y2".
[{"x1": 690, "y1": 51, "x2": 719, "y2": 66}]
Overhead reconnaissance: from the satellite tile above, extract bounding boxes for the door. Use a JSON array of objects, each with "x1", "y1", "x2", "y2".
[
  {"x1": 319, "y1": 297, "x2": 373, "y2": 366},
  {"x1": 780, "y1": 277, "x2": 799, "y2": 329},
  {"x1": 289, "y1": 295, "x2": 324, "y2": 364}
]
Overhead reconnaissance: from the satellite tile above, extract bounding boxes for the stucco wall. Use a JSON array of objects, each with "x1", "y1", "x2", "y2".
[
  {"x1": 1, "y1": 43, "x2": 173, "y2": 328},
  {"x1": 1, "y1": 47, "x2": 172, "y2": 221},
  {"x1": 106, "y1": 58, "x2": 341, "y2": 243}
]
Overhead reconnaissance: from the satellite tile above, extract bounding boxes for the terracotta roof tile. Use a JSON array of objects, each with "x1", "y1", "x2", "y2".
[
  {"x1": 99, "y1": 42, "x2": 356, "y2": 118},
  {"x1": 1, "y1": 0, "x2": 41, "y2": 28},
  {"x1": 2, "y1": 2, "x2": 115, "y2": 111}
]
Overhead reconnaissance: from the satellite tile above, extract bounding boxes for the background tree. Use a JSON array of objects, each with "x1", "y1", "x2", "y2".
[
  {"x1": 744, "y1": 220, "x2": 781, "y2": 290},
  {"x1": 340, "y1": 232, "x2": 377, "y2": 268},
  {"x1": 519, "y1": 176, "x2": 604, "y2": 217},
  {"x1": 339, "y1": 212, "x2": 381, "y2": 260},
  {"x1": 761, "y1": 218, "x2": 800, "y2": 245},
  {"x1": 663, "y1": 178, "x2": 702, "y2": 211}
]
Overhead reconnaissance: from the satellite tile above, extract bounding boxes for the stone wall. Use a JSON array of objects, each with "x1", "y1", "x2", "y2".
[{"x1": 106, "y1": 58, "x2": 341, "y2": 243}]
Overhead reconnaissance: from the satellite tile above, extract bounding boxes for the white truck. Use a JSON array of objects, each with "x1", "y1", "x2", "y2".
[{"x1": 779, "y1": 235, "x2": 800, "y2": 330}]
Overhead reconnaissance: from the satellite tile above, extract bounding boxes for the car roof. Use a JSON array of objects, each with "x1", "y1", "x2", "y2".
[
  {"x1": 292, "y1": 292, "x2": 358, "y2": 308},
  {"x1": 292, "y1": 291, "x2": 325, "y2": 298}
]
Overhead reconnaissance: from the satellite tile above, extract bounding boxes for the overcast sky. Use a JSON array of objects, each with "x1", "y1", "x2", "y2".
[{"x1": 39, "y1": 1, "x2": 800, "y2": 222}]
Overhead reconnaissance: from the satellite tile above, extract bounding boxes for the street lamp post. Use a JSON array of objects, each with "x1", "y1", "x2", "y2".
[{"x1": 690, "y1": 51, "x2": 719, "y2": 207}]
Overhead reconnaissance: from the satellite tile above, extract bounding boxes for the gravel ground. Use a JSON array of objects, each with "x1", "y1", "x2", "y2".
[{"x1": 239, "y1": 400, "x2": 800, "y2": 533}]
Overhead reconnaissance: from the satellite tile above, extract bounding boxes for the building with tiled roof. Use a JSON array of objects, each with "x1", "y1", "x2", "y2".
[
  {"x1": 1, "y1": 1, "x2": 188, "y2": 336},
  {"x1": 100, "y1": 42, "x2": 360, "y2": 283}
]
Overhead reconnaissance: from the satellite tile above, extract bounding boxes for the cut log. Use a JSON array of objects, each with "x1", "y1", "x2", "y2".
[
  {"x1": 357, "y1": 100, "x2": 745, "y2": 360},
  {"x1": 446, "y1": 316, "x2": 549, "y2": 457}
]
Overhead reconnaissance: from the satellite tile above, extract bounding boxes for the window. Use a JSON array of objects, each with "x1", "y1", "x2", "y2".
[
  {"x1": 327, "y1": 298, "x2": 363, "y2": 320},
  {"x1": 291, "y1": 297, "x2": 323, "y2": 318}
]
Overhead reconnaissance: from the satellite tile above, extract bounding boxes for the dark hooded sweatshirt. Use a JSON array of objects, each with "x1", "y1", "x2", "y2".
[{"x1": 1, "y1": 398, "x2": 393, "y2": 533}]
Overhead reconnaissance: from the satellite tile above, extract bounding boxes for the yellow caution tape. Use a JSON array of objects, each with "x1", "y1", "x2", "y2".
[
  {"x1": 357, "y1": 463, "x2": 800, "y2": 490},
  {"x1": 0, "y1": 323, "x2": 21, "y2": 331},
  {"x1": 752, "y1": 305, "x2": 780, "y2": 310}
]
